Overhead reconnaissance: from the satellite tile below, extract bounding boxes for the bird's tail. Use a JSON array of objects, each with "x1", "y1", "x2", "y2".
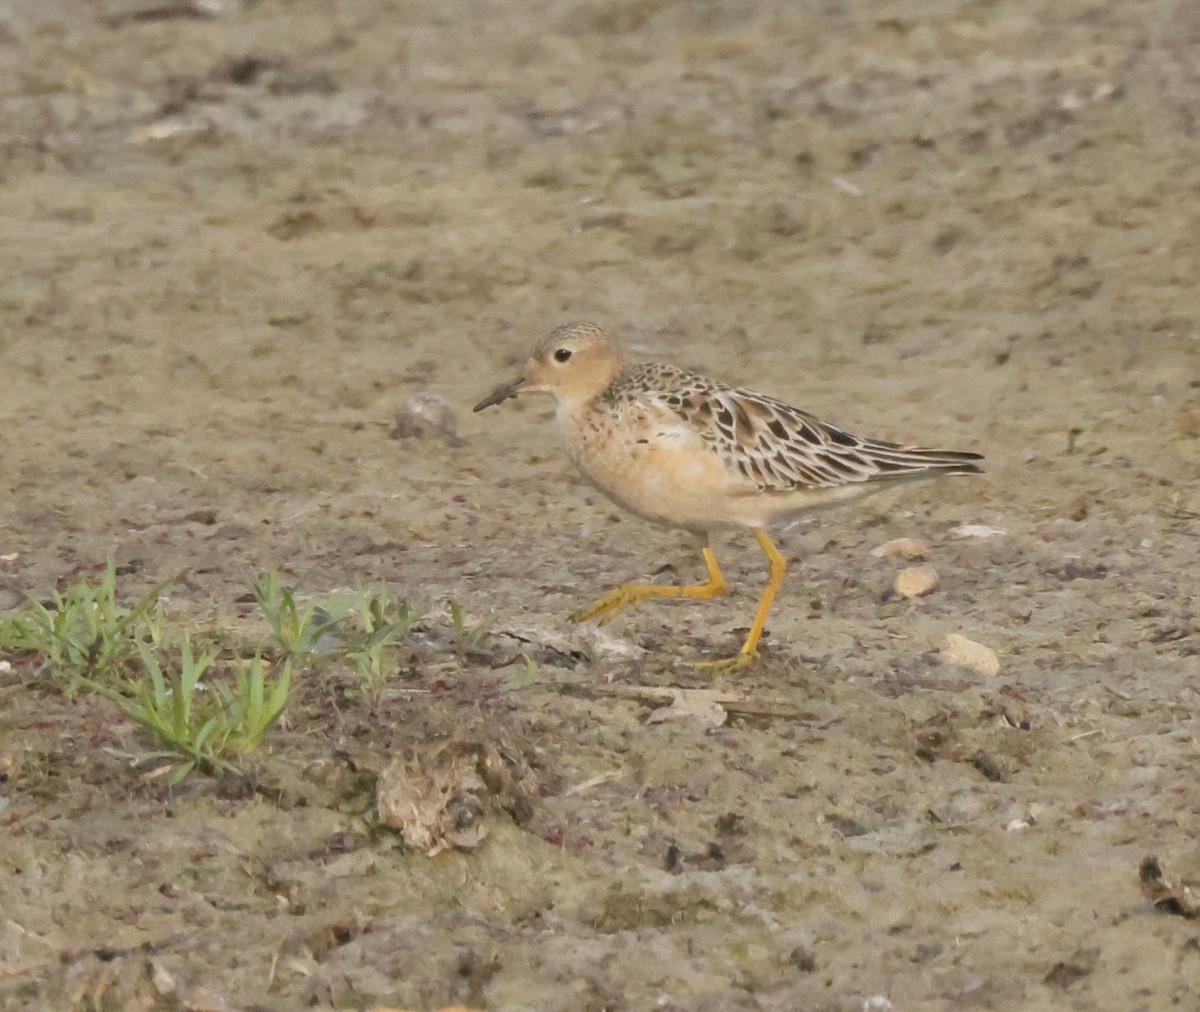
[{"x1": 860, "y1": 442, "x2": 984, "y2": 481}]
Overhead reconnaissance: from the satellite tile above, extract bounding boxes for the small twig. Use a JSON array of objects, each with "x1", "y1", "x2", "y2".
[
  {"x1": 831, "y1": 175, "x2": 863, "y2": 197},
  {"x1": 582, "y1": 683, "x2": 808, "y2": 721},
  {"x1": 564, "y1": 771, "x2": 621, "y2": 796}
]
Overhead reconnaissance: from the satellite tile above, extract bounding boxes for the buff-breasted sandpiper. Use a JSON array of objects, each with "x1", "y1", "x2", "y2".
[{"x1": 474, "y1": 321, "x2": 984, "y2": 669}]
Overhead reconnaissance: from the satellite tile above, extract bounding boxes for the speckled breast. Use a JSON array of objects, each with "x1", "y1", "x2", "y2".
[{"x1": 557, "y1": 400, "x2": 737, "y2": 533}]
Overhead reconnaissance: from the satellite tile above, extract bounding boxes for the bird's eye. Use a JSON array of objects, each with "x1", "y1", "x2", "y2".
[{"x1": 553, "y1": 348, "x2": 573, "y2": 363}]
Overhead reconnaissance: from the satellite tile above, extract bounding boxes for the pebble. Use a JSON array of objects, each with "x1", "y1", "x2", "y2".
[
  {"x1": 941, "y1": 633, "x2": 1001, "y2": 676},
  {"x1": 392, "y1": 392, "x2": 460, "y2": 442},
  {"x1": 894, "y1": 565, "x2": 939, "y2": 598}
]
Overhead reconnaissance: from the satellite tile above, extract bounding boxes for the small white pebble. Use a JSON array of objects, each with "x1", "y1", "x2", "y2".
[
  {"x1": 871, "y1": 537, "x2": 930, "y2": 559},
  {"x1": 952, "y1": 523, "x2": 1006, "y2": 538},
  {"x1": 941, "y1": 634, "x2": 1001, "y2": 677},
  {"x1": 862, "y1": 997, "x2": 894, "y2": 1012},
  {"x1": 1140, "y1": 538, "x2": 1153, "y2": 548},
  {"x1": 0, "y1": 660, "x2": 11, "y2": 673},
  {"x1": 895, "y1": 565, "x2": 939, "y2": 598}
]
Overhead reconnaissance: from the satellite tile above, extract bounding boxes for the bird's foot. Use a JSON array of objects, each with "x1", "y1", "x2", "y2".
[
  {"x1": 685, "y1": 649, "x2": 757, "y2": 674},
  {"x1": 571, "y1": 584, "x2": 653, "y2": 624}
]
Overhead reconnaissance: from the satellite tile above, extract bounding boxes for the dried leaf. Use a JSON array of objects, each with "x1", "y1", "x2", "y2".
[{"x1": 646, "y1": 688, "x2": 730, "y2": 728}]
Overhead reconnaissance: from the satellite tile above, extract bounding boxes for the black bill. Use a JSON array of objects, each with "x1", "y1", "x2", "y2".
[{"x1": 473, "y1": 376, "x2": 526, "y2": 412}]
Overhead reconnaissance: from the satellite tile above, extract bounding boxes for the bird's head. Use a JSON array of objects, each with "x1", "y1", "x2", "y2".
[{"x1": 473, "y1": 321, "x2": 624, "y2": 411}]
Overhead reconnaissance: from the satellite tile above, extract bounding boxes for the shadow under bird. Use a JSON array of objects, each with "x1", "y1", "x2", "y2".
[{"x1": 474, "y1": 321, "x2": 983, "y2": 669}]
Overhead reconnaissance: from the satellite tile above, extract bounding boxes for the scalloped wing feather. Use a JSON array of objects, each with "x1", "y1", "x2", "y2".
[
  {"x1": 658, "y1": 378, "x2": 983, "y2": 492},
  {"x1": 603, "y1": 363, "x2": 982, "y2": 493}
]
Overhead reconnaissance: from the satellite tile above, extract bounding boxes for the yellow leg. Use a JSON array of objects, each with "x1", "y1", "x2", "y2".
[
  {"x1": 739, "y1": 529, "x2": 787, "y2": 657},
  {"x1": 692, "y1": 529, "x2": 788, "y2": 671},
  {"x1": 571, "y1": 547, "x2": 728, "y2": 624}
]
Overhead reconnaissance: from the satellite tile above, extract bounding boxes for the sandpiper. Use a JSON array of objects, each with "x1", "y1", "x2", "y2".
[{"x1": 475, "y1": 321, "x2": 983, "y2": 668}]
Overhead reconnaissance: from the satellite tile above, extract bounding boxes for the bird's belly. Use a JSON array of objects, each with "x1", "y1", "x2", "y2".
[{"x1": 564, "y1": 421, "x2": 740, "y2": 531}]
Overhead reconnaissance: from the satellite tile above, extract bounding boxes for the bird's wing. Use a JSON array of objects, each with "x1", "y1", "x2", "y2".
[{"x1": 670, "y1": 384, "x2": 982, "y2": 492}]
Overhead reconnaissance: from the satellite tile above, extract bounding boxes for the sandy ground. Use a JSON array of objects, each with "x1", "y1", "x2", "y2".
[{"x1": 2, "y1": 0, "x2": 1199, "y2": 1009}]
